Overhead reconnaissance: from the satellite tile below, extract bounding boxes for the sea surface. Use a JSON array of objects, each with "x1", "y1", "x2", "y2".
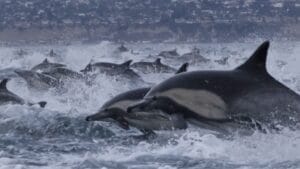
[{"x1": 0, "y1": 40, "x2": 300, "y2": 169}]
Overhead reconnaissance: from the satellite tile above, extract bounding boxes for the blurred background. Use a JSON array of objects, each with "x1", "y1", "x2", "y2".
[{"x1": 0, "y1": 0, "x2": 299, "y2": 44}]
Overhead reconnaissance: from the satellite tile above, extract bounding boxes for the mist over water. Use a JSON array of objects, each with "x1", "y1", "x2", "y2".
[{"x1": 0, "y1": 40, "x2": 300, "y2": 169}]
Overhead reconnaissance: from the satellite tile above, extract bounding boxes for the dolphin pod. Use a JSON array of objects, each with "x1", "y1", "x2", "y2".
[
  {"x1": 85, "y1": 63, "x2": 189, "y2": 137},
  {"x1": 3, "y1": 41, "x2": 299, "y2": 137},
  {"x1": 13, "y1": 45, "x2": 227, "y2": 92},
  {"x1": 127, "y1": 41, "x2": 300, "y2": 133}
]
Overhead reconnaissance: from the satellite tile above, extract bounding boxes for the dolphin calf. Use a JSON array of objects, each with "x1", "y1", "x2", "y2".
[
  {"x1": 0, "y1": 79, "x2": 46, "y2": 107},
  {"x1": 31, "y1": 58, "x2": 66, "y2": 72},
  {"x1": 15, "y1": 70, "x2": 61, "y2": 91},
  {"x1": 127, "y1": 41, "x2": 300, "y2": 132},
  {"x1": 131, "y1": 58, "x2": 177, "y2": 74},
  {"x1": 85, "y1": 63, "x2": 189, "y2": 136}
]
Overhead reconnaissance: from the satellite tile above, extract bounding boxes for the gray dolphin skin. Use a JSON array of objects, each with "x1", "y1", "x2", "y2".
[
  {"x1": 80, "y1": 60, "x2": 145, "y2": 84},
  {"x1": 0, "y1": 68, "x2": 20, "y2": 79},
  {"x1": 180, "y1": 48, "x2": 210, "y2": 64},
  {"x1": 14, "y1": 70, "x2": 61, "y2": 91},
  {"x1": 0, "y1": 79, "x2": 46, "y2": 108},
  {"x1": 158, "y1": 49, "x2": 179, "y2": 59},
  {"x1": 43, "y1": 67, "x2": 84, "y2": 80},
  {"x1": 127, "y1": 41, "x2": 300, "y2": 132},
  {"x1": 131, "y1": 58, "x2": 177, "y2": 74},
  {"x1": 80, "y1": 60, "x2": 133, "y2": 75},
  {"x1": 85, "y1": 62, "x2": 189, "y2": 136},
  {"x1": 31, "y1": 58, "x2": 66, "y2": 72}
]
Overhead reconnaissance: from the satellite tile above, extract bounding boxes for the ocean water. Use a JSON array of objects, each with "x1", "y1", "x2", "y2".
[{"x1": 0, "y1": 40, "x2": 300, "y2": 169}]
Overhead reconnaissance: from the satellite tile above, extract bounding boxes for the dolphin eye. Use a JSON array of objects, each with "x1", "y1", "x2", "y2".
[{"x1": 152, "y1": 96, "x2": 157, "y2": 101}]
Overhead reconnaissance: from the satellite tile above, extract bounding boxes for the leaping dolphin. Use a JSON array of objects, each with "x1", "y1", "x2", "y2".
[
  {"x1": 85, "y1": 63, "x2": 189, "y2": 137},
  {"x1": 127, "y1": 41, "x2": 300, "y2": 132},
  {"x1": 80, "y1": 60, "x2": 145, "y2": 85},
  {"x1": 80, "y1": 60, "x2": 133, "y2": 75},
  {"x1": 31, "y1": 58, "x2": 66, "y2": 73},
  {"x1": 131, "y1": 58, "x2": 177, "y2": 74},
  {"x1": 0, "y1": 79, "x2": 46, "y2": 108},
  {"x1": 15, "y1": 70, "x2": 61, "y2": 91}
]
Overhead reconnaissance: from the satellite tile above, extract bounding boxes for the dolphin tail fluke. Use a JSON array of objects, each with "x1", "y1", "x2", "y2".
[
  {"x1": 175, "y1": 62, "x2": 189, "y2": 74},
  {"x1": 0, "y1": 79, "x2": 9, "y2": 90}
]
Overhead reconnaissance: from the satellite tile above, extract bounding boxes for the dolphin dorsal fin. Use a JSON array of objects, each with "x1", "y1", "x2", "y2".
[
  {"x1": 236, "y1": 41, "x2": 270, "y2": 74},
  {"x1": 154, "y1": 58, "x2": 161, "y2": 64},
  {"x1": 175, "y1": 63, "x2": 189, "y2": 74},
  {"x1": 0, "y1": 79, "x2": 9, "y2": 90},
  {"x1": 120, "y1": 60, "x2": 132, "y2": 68},
  {"x1": 43, "y1": 58, "x2": 49, "y2": 63}
]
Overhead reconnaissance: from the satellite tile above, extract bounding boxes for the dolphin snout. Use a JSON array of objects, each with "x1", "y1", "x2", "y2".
[
  {"x1": 85, "y1": 116, "x2": 93, "y2": 121},
  {"x1": 85, "y1": 110, "x2": 111, "y2": 121},
  {"x1": 127, "y1": 105, "x2": 138, "y2": 113}
]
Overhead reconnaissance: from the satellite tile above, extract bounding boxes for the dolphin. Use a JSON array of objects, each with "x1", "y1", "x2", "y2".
[
  {"x1": 117, "y1": 44, "x2": 129, "y2": 52},
  {"x1": 80, "y1": 60, "x2": 133, "y2": 75},
  {"x1": 127, "y1": 41, "x2": 300, "y2": 132},
  {"x1": 131, "y1": 58, "x2": 177, "y2": 74},
  {"x1": 14, "y1": 49, "x2": 28, "y2": 58},
  {"x1": 42, "y1": 67, "x2": 84, "y2": 81},
  {"x1": 48, "y1": 49, "x2": 59, "y2": 57},
  {"x1": 0, "y1": 68, "x2": 20, "y2": 79},
  {"x1": 158, "y1": 49, "x2": 179, "y2": 59},
  {"x1": 80, "y1": 60, "x2": 145, "y2": 85},
  {"x1": 0, "y1": 79, "x2": 46, "y2": 107},
  {"x1": 15, "y1": 70, "x2": 61, "y2": 91},
  {"x1": 179, "y1": 48, "x2": 210, "y2": 64},
  {"x1": 85, "y1": 63, "x2": 189, "y2": 136},
  {"x1": 215, "y1": 56, "x2": 229, "y2": 65},
  {"x1": 31, "y1": 58, "x2": 66, "y2": 72}
]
